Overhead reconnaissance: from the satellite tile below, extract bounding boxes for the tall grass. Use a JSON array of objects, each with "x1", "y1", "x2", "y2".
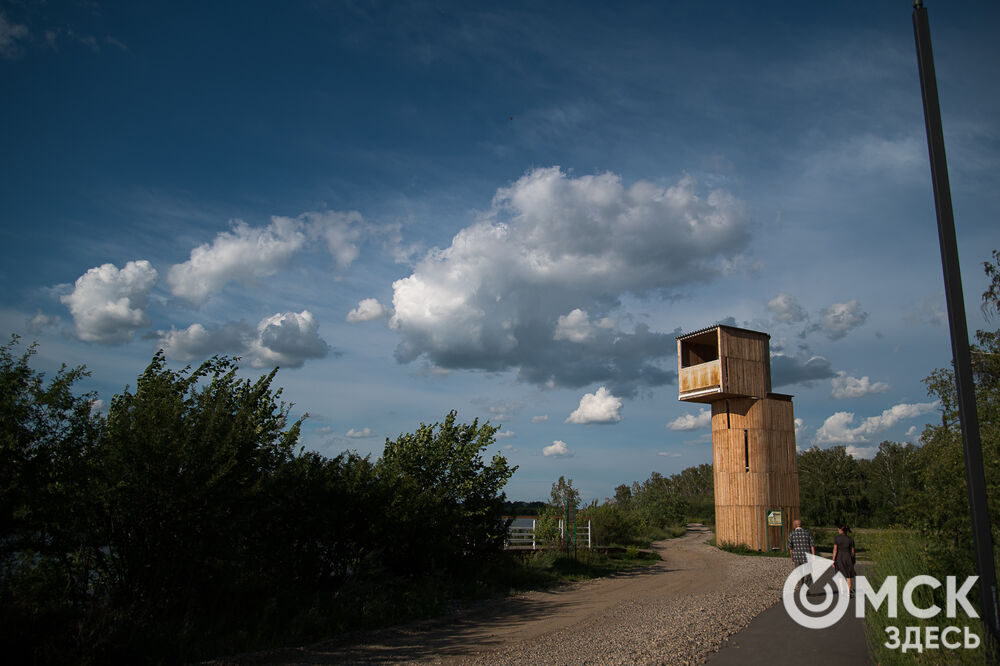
[{"x1": 863, "y1": 531, "x2": 992, "y2": 665}]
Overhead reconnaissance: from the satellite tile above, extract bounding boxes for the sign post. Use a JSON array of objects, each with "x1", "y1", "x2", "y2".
[{"x1": 765, "y1": 509, "x2": 785, "y2": 553}]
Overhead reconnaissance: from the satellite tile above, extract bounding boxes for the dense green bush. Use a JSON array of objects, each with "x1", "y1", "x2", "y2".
[
  {"x1": 376, "y1": 411, "x2": 517, "y2": 575},
  {"x1": 0, "y1": 344, "x2": 516, "y2": 663}
]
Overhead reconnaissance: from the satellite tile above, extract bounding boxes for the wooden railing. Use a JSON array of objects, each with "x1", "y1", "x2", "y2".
[{"x1": 678, "y1": 358, "x2": 721, "y2": 398}]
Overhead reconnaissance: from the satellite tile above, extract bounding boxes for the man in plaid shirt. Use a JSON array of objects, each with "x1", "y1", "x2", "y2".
[{"x1": 788, "y1": 519, "x2": 815, "y2": 589}]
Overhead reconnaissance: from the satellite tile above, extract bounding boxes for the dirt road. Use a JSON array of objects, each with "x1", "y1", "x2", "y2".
[{"x1": 227, "y1": 526, "x2": 791, "y2": 665}]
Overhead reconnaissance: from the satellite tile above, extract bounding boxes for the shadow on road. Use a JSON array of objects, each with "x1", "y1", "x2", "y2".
[
  {"x1": 216, "y1": 593, "x2": 580, "y2": 664},
  {"x1": 212, "y1": 525, "x2": 707, "y2": 664}
]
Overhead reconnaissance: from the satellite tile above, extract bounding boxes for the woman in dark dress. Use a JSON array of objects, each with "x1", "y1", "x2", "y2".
[{"x1": 832, "y1": 524, "x2": 856, "y2": 595}]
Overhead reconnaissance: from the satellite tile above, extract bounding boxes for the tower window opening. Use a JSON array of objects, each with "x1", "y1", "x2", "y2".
[{"x1": 744, "y1": 429, "x2": 749, "y2": 473}]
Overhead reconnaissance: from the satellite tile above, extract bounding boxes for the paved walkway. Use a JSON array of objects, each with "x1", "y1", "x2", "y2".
[{"x1": 707, "y1": 586, "x2": 871, "y2": 665}]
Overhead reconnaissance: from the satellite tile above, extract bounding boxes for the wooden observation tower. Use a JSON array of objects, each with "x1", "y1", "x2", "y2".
[{"x1": 677, "y1": 325, "x2": 800, "y2": 551}]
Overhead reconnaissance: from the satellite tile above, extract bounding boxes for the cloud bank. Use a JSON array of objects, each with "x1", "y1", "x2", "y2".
[
  {"x1": 766, "y1": 293, "x2": 807, "y2": 323},
  {"x1": 831, "y1": 371, "x2": 889, "y2": 399},
  {"x1": 167, "y1": 211, "x2": 364, "y2": 306},
  {"x1": 770, "y1": 350, "x2": 835, "y2": 387},
  {"x1": 388, "y1": 167, "x2": 750, "y2": 393},
  {"x1": 815, "y1": 300, "x2": 868, "y2": 340},
  {"x1": 156, "y1": 310, "x2": 329, "y2": 368},
  {"x1": 766, "y1": 295, "x2": 870, "y2": 344},
  {"x1": 815, "y1": 401, "x2": 938, "y2": 445}
]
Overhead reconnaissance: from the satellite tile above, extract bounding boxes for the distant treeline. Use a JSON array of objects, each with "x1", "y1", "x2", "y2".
[{"x1": 502, "y1": 500, "x2": 548, "y2": 516}]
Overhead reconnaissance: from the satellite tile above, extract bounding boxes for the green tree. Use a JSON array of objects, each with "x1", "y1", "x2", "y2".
[
  {"x1": 377, "y1": 411, "x2": 517, "y2": 574},
  {"x1": 582, "y1": 501, "x2": 640, "y2": 546},
  {"x1": 670, "y1": 463, "x2": 714, "y2": 523},
  {"x1": 533, "y1": 506, "x2": 562, "y2": 546},
  {"x1": 797, "y1": 445, "x2": 867, "y2": 526},
  {"x1": 613, "y1": 483, "x2": 633, "y2": 507},
  {"x1": 910, "y1": 249, "x2": 1000, "y2": 585},
  {"x1": 633, "y1": 471, "x2": 687, "y2": 529},
  {"x1": 867, "y1": 440, "x2": 921, "y2": 526},
  {"x1": 91, "y1": 352, "x2": 307, "y2": 657},
  {"x1": 0, "y1": 336, "x2": 103, "y2": 663},
  {"x1": 548, "y1": 475, "x2": 581, "y2": 510}
]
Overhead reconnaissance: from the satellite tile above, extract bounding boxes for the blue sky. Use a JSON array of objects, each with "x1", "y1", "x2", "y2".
[{"x1": 2, "y1": 1, "x2": 998, "y2": 503}]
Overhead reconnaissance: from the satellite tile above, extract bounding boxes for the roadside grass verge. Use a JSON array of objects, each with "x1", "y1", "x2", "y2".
[
  {"x1": 712, "y1": 540, "x2": 789, "y2": 558},
  {"x1": 810, "y1": 526, "x2": 901, "y2": 561},
  {"x1": 709, "y1": 527, "x2": 903, "y2": 561},
  {"x1": 510, "y1": 547, "x2": 662, "y2": 585}
]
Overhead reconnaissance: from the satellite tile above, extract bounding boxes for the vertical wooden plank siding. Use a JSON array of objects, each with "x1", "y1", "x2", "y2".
[
  {"x1": 717, "y1": 327, "x2": 771, "y2": 398},
  {"x1": 710, "y1": 395, "x2": 800, "y2": 550}
]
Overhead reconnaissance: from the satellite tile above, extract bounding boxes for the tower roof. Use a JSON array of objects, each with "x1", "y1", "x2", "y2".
[{"x1": 676, "y1": 323, "x2": 771, "y2": 341}]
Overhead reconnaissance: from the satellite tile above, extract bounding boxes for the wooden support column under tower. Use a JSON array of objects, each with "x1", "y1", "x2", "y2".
[{"x1": 676, "y1": 325, "x2": 800, "y2": 551}]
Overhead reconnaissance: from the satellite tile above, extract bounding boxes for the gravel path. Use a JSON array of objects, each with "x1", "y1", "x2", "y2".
[{"x1": 224, "y1": 525, "x2": 792, "y2": 665}]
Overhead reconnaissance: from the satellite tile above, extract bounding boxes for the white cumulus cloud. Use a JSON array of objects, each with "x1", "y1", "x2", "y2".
[
  {"x1": 246, "y1": 310, "x2": 330, "y2": 368},
  {"x1": 566, "y1": 386, "x2": 623, "y2": 424},
  {"x1": 831, "y1": 371, "x2": 889, "y2": 399},
  {"x1": 345, "y1": 427, "x2": 373, "y2": 438},
  {"x1": 388, "y1": 167, "x2": 749, "y2": 393},
  {"x1": 167, "y1": 211, "x2": 365, "y2": 306},
  {"x1": 667, "y1": 408, "x2": 712, "y2": 431},
  {"x1": 167, "y1": 217, "x2": 306, "y2": 305},
  {"x1": 815, "y1": 401, "x2": 938, "y2": 445},
  {"x1": 347, "y1": 297, "x2": 390, "y2": 323},
  {"x1": 61, "y1": 260, "x2": 158, "y2": 344},
  {"x1": 543, "y1": 440, "x2": 572, "y2": 457}
]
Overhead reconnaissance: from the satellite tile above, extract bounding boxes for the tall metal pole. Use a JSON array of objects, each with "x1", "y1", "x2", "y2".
[{"x1": 912, "y1": 0, "x2": 999, "y2": 647}]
